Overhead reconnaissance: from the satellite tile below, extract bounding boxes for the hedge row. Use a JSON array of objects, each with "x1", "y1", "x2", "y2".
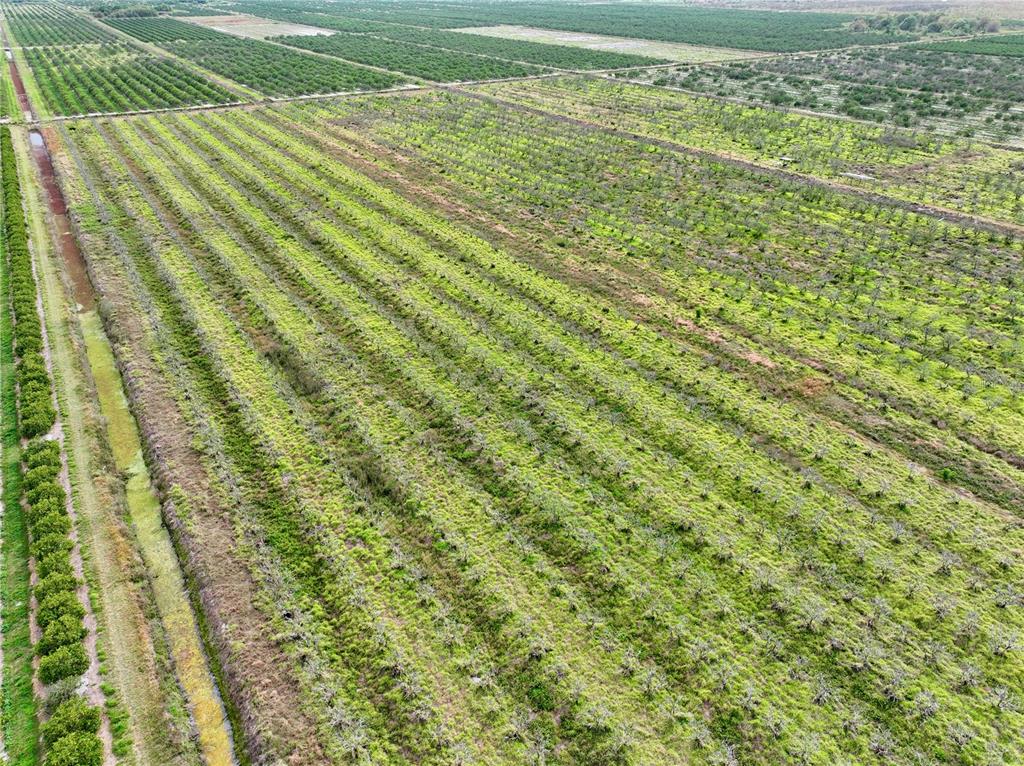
[
  {"x1": 2, "y1": 128, "x2": 55, "y2": 438},
  {"x1": 1, "y1": 126, "x2": 102, "y2": 766}
]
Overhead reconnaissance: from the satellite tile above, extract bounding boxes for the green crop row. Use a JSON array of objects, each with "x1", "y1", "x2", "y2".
[
  {"x1": 923, "y1": 34, "x2": 1024, "y2": 57},
  {"x1": 5, "y1": 4, "x2": 117, "y2": 46},
  {"x1": 2, "y1": 127, "x2": 55, "y2": 438},
  {"x1": 483, "y1": 77, "x2": 1024, "y2": 226},
  {"x1": 1, "y1": 126, "x2": 103, "y2": 765},
  {"x1": 232, "y1": 2, "x2": 923, "y2": 52},
  {"x1": 285, "y1": 95, "x2": 1024, "y2": 759},
  {"x1": 348, "y1": 26, "x2": 668, "y2": 70},
  {"x1": 321, "y1": 91, "x2": 1024, "y2": 436},
  {"x1": 108, "y1": 110, "x2": 667, "y2": 761},
  {"x1": 55, "y1": 119, "x2": 359, "y2": 764},
  {"x1": 0, "y1": 122, "x2": 37, "y2": 766},
  {"x1": 103, "y1": 16, "x2": 229, "y2": 42},
  {"x1": 222, "y1": 105, "x2": 1024, "y2": 761},
  {"x1": 69, "y1": 117, "x2": 524, "y2": 763},
  {"x1": 57, "y1": 88, "x2": 1024, "y2": 763},
  {"x1": 274, "y1": 32, "x2": 545, "y2": 82},
  {"x1": 163, "y1": 37, "x2": 406, "y2": 97},
  {"x1": 69, "y1": 107, "x2": 713, "y2": 763},
  {"x1": 22, "y1": 43, "x2": 236, "y2": 117}
]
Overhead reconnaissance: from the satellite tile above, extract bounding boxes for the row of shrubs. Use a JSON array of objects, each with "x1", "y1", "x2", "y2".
[
  {"x1": 2, "y1": 128, "x2": 55, "y2": 439},
  {"x1": 1, "y1": 126, "x2": 102, "y2": 765}
]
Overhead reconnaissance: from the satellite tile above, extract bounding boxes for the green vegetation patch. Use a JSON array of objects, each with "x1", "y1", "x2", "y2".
[
  {"x1": 629, "y1": 45, "x2": 1024, "y2": 142},
  {"x1": 350, "y1": 26, "x2": 669, "y2": 69},
  {"x1": 5, "y1": 4, "x2": 117, "y2": 45},
  {"x1": 1, "y1": 124, "x2": 104, "y2": 766},
  {"x1": 0, "y1": 127, "x2": 40, "y2": 766},
  {"x1": 923, "y1": 33, "x2": 1024, "y2": 56},
  {"x1": 165, "y1": 36, "x2": 405, "y2": 96},
  {"x1": 278, "y1": 3, "x2": 920, "y2": 51},
  {"x1": 22, "y1": 43, "x2": 237, "y2": 116},
  {"x1": 275, "y1": 31, "x2": 546, "y2": 81},
  {"x1": 104, "y1": 16, "x2": 229, "y2": 42}
]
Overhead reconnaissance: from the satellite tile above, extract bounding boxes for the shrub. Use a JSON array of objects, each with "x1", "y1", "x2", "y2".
[
  {"x1": 24, "y1": 439, "x2": 60, "y2": 467},
  {"x1": 32, "y1": 512, "x2": 71, "y2": 541},
  {"x1": 36, "y1": 590, "x2": 84, "y2": 630},
  {"x1": 30, "y1": 532, "x2": 73, "y2": 562},
  {"x1": 38, "y1": 642, "x2": 88, "y2": 685},
  {"x1": 36, "y1": 552, "x2": 74, "y2": 581},
  {"x1": 17, "y1": 355, "x2": 48, "y2": 388},
  {"x1": 34, "y1": 571, "x2": 78, "y2": 604},
  {"x1": 26, "y1": 480, "x2": 65, "y2": 507},
  {"x1": 41, "y1": 696, "x2": 100, "y2": 746},
  {"x1": 44, "y1": 731, "x2": 103, "y2": 766},
  {"x1": 19, "y1": 392, "x2": 56, "y2": 438},
  {"x1": 44, "y1": 678, "x2": 81, "y2": 715},
  {"x1": 26, "y1": 496, "x2": 65, "y2": 525},
  {"x1": 38, "y1": 613, "x2": 86, "y2": 656},
  {"x1": 24, "y1": 463, "x2": 60, "y2": 488}
]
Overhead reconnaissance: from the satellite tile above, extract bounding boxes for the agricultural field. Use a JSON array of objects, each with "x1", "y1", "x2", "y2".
[
  {"x1": 275, "y1": 31, "x2": 547, "y2": 82},
  {"x1": 322, "y1": 25, "x2": 670, "y2": 70},
  {"x1": 3, "y1": 3, "x2": 116, "y2": 46},
  {"x1": 241, "y1": 1, "x2": 929, "y2": 50},
  {"x1": 924, "y1": 33, "x2": 1024, "y2": 56},
  {"x1": 223, "y1": 1, "x2": 989, "y2": 51},
  {"x1": 103, "y1": 16, "x2": 231, "y2": 42},
  {"x1": 0, "y1": 5, "x2": 243, "y2": 117},
  {"x1": 113, "y1": 31, "x2": 408, "y2": 96},
  {"x1": 483, "y1": 77, "x2": 1024, "y2": 224},
  {"x1": 219, "y1": 3, "x2": 404, "y2": 33},
  {"x1": 624, "y1": 45, "x2": 1024, "y2": 143},
  {"x1": 453, "y1": 26, "x2": 752, "y2": 64},
  {"x1": 177, "y1": 13, "x2": 334, "y2": 39},
  {"x1": 32, "y1": 80, "x2": 1023, "y2": 765},
  {"x1": 21, "y1": 43, "x2": 237, "y2": 116},
  {"x1": 2, "y1": 1, "x2": 1024, "y2": 765},
  {"x1": 166, "y1": 36, "x2": 405, "y2": 95}
]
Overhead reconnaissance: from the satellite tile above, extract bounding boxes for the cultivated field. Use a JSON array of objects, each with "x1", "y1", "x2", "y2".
[
  {"x1": 1, "y1": 2, "x2": 1023, "y2": 766},
  {"x1": 180, "y1": 13, "x2": 333, "y2": 40},
  {"x1": 275, "y1": 31, "x2": 547, "y2": 82},
  {"x1": 626, "y1": 44, "x2": 1024, "y2": 143},
  {"x1": 99, "y1": 19, "x2": 408, "y2": 97},
  {"x1": 4, "y1": 4, "x2": 116, "y2": 46},
  {"x1": 35, "y1": 78, "x2": 1024, "y2": 764},
  {"x1": 925, "y1": 33, "x2": 1024, "y2": 56},
  {"x1": 22, "y1": 43, "x2": 236, "y2": 116},
  {"x1": 447, "y1": 26, "x2": 748, "y2": 64}
]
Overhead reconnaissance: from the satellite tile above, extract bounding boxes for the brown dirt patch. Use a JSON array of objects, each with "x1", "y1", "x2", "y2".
[
  {"x1": 742, "y1": 350, "x2": 778, "y2": 369},
  {"x1": 795, "y1": 376, "x2": 830, "y2": 398}
]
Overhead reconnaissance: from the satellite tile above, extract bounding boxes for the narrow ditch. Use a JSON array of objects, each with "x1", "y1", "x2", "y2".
[{"x1": 28, "y1": 130, "x2": 93, "y2": 311}]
